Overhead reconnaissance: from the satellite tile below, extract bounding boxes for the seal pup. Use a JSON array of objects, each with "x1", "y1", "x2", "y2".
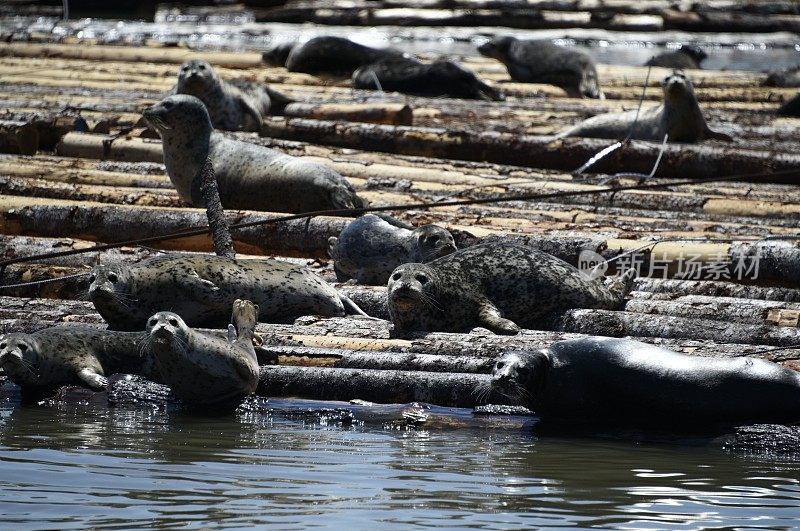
[
  {"x1": 486, "y1": 337, "x2": 800, "y2": 430},
  {"x1": 645, "y1": 45, "x2": 707, "y2": 69},
  {"x1": 142, "y1": 94, "x2": 365, "y2": 213},
  {"x1": 264, "y1": 36, "x2": 406, "y2": 76},
  {"x1": 0, "y1": 327, "x2": 154, "y2": 390},
  {"x1": 559, "y1": 71, "x2": 733, "y2": 143},
  {"x1": 144, "y1": 299, "x2": 259, "y2": 405},
  {"x1": 478, "y1": 36, "x2": 603, "y2": 99},
  {"x1": 762, "y1": 66, "x2": 800, "y2": 87},
  {"x1": 353, "y1": 57, "x2": 504, "y2": 101},
  {"x1": 88, "y1": 254, "x2": 369, "y2": 331},
  {"x1": 172, "y1": 59, "x2": 293, "y2": 132},
  {"x1": 387, "y1": 243, "x2": 634, "y2": 336},
  {"x1": 328, "y1": 214, "x2": 457, "y2": 285}
]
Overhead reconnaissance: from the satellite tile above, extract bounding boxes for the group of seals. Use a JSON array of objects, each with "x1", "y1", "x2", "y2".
[
  {"x1": 646, "y1": 45, "x2": 707, "y2": 70},
  {"x1": 478, "y1": 36, "x2": 604, "y2": 99},
  {"x1": 88, "y1": 254, "x2": 367, "y2": 331},
  {"x1": 487, "y1": 337, "x2": 800, "y2": 430},
  {"x1": 142, "y1": 94, "x2": 366, "y2": 213},
  {"x1": 559, "y1": 71, "x2": 733, "y2": 143},
  {"x1": 387, "y1": 243, "x2": 634, "y2": 336},
  {"x1": 328, "y1": 214, "x2": 457, "y2": 285},
  {"x1": 172, "y1": 59, "x2": 293, "y2": 132}
]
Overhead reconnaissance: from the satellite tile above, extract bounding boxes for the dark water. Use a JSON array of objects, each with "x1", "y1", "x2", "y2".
[{"x1": 1, "y1": 384, "x2": 799, "y2": 530}]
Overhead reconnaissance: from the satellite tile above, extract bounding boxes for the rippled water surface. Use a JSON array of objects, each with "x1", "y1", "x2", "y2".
[{"x1": 1, "y1": 384, "x2": 798, "y2": 530}]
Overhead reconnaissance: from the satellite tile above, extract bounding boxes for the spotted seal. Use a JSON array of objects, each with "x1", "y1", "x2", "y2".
[
  {"x1": 264, "y1": 36, "x2": 405, "y2": 76},
  {"x1": 559, "y1": 71, "x2": 733, "y2": 142},
  {"x1": 172, "y1": 59, "x2": 293, "y2": 132},
  {"x1": 487, "y1": 337, "x2": 800, "y2": 430},
  {"x1": 387, "y1": 243, "x2": 634, "y2": 336},
  {"x1": 328, "y1": 214, "x2": 457, "y2": 285},
  {"x1": 144, "y1": 299, "x2": 259, "y2": 405},
  {"x1": 142, "y1": 94, "x2": 365, "y2": 213},
  {"x1": 353, "y1": 57, "x2": 504, "y2": 101},
  {"x1": 88, "y1": 254, "x2": 368, "y2": 331},
  {"x1": 645, "y1": 45, "x2": 707, "y2": 69},
  {"x1": 478, "y1": 36, "x2": 603, "y2": 99},
  {"x1": 0, "y1": 326, "x2": 154, "y2": 390}
]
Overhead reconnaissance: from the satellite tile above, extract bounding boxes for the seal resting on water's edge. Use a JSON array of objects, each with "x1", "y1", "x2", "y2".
[
  {"x1": 645, "y1": 45, "x2": 707, "y2": 70},
  {"x1": 558, "y1": 71, "x2": 733, "y2": 143},
  {"x1": 263, "y1": 36, "x2": 406, "y2": 76},
  {"x1": 172, "y1": 59, "x2": 294, "y2": 132},
  {"x1": 352, "y1": 57, "x2": 504, "y2": 101},
  {"x1": 328, "y1": 214, "x2": 457, "y2": 285},
  {"x1": 88, "y1": 254, "x2": 368, "y2": 331},
  {"x1": 386, "y1": 243, "x2": 635, "y2": 336},
  {"x1": 477, "y1": 36, "x2": 603, "y2": 99},
  {"x1": 484, "y1": 337, "x2": 800, "y2": 430},
  {"x1": 144, "y1": 299, "x2": 260, "y2": 406},
  {"x1": 0, "y1": 327, "x2": 155, "y2": 390},
  {"x1": 142, "y1": 94, "x2": 366, "y2": 213}
]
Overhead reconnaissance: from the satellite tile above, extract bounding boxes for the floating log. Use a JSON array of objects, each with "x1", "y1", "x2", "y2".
[
  {"x1": 624, "y1": 294, "x2": 800, "y2": 326},
  {"x1": 0, "y1": 120, "x2": 38, "y2": 155},
  {"x1": 283, "y1": 102, "x2": 414, "y2": 126}
]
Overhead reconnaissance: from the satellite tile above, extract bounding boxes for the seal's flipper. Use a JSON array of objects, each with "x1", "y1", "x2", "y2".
[
  {"x1": 231, "y1": 299, "x2": 259, "y2": 357},
  {"x1": 340, "y1": 293, "x2": 370, "y2": 317},
  {"x1": 263, "y1": 85, "x2": 295, "y2": 115},
  {"x1": 238, "y1": 97, "x2": 264, "y2": 132},
  {"x1": 604, "y1": 268, "x2": 636, "y2": 303},
  {"x1": 77, "y1": 368, "x2": 108, "y2": 390},
  {"x1": 477, "y1": 302, "x2": 521, "y2": 335},
  {"x1": 327, "y1": 236, "x2": 339, "y2": 260},
  {"x1": 184, "y1": 269, "x2": 221, "y2": 296},
  {"x1": 227, "y1": 324, "x2": 238, "y2": 343}
]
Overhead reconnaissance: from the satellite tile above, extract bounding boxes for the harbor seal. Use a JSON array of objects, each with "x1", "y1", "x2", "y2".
[
  {"x1": 645, "y1": 45, "x2": 707, "y2": 69},
  {"x1": 352, "y1": 57, "x2": 504, "y2": 101},
  {"x1": 387, "y1": 243, "x2": 634, "y2": 336},
  {"x1": 143, "y1": 94, "x2": 365, "y2": 213},
  {"x1": 88, "y1": 254, "x2": 369, "y2": 331},
  {"x1": 487, "y1": 337, "x2": 800, "y2": 430},
  {"x1": 144, "y1": 299, "x2": 259, "y2": 405},
  {"x1": 328, "y1": 214, "x2": 457, "y2": 285},
  {"x1": 262, "y1": 42, "x2": 295, "y2": 67},
  {"x1": 778, "y1": 92, "x2": 800, "y2": 116},
  {"x1": 762, "y1": 66, "x2": 800, "y2": 87},
  {"x1": 478, "y1": 36, "x2": 603, "y2": 99},
  {"x1": 172, "y1": 59, "x2": 293, "y2": 131},
  {"x1": 264, "y1": 36, "x2": 406, "y2": 76},
  {"x1": 0, "y1": 326, "x2": 154, "y2": 390},
  {"x1": 559, "y1": 71, "x2": 733, "y2": 142}
]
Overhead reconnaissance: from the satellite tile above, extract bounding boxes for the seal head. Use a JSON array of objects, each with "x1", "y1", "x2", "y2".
[
  {"x1": 87, "y1": 263, "x2": 138, "y2": 326},
  {"x1": 415, "y1": 225, "x2": 457, "y2": 262},
  {"x1": 0, "y1": 334, "x2": 40, "y2": 387},
  {"x1": 489, "y1": 350, "x2": 549, "y2": 411},
  {"x1": 176, "y1": 59, "x2": 220, "y2": 95}
]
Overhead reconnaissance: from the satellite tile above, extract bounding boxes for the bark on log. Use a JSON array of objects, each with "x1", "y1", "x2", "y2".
[
  {"x1": 625, "y1": 293, "x2": 800, "y2": 326},
  {"x1": 282, "y1": 102, "x2": 414, "y2": 126},
  {"x1": 633, "y1": 277, "x2": 800, "y2": 303},
  {"x1": 0, "y1": 120, "x2": 38, "y2": 155},
  {"x1": 56, "y1": 132, "x2": 164, "y2": 162}
]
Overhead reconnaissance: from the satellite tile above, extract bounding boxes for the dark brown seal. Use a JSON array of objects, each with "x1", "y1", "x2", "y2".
[
  {"x1": 0, "y1": 326, "x2": 154, "y2": 390},
  {"x1": 353, "y1": 57, "x2": 504, "y2": 101},
  {"x1": 478, "y1": 36, "x2": 603, "y2": 99},
  {"x1": 264, "y1": 36, "x2": 405, "y2": 76},
  {"x1": 486, "y1": 337, "x2": 800, "y2": 430},
  {"x1": 559, "y1": 71, "x2": 733, "y2": 142},
  {"x1": 144, "y1": 299, "x2": 260, "y2": 405},
  {"x1": 88, "y1": 254, "x2": 368, "y2": 331},
  {"x1": 645, "y1": 45, "x2": 707, "y2": 69},
  {"x1": 387, "y1": 243, "x2": 634, "y2": 336},
  {"x1": 328, "y1": 214, "x2": 457, "y2": 285},
  {"x1": 142, "y1": 94, "x2": 365, "y2": 213}
]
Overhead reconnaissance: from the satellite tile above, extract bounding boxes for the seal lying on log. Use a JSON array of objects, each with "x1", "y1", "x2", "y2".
[
  {"x1": 352, "y1": 57, "x2": 504, "y2": 101},
  {"x1": 172, "y1": 59, "x2": 294, "y2": 131},
  {"x1": 263, "y1": 36, "x2": 405, "y2": 76},
  {"x1": 0, "y1": 326, "x2": 154, "y2": 390},
  {"x1": 645, "y1": 45, "x2": 707, "y2": 69},
  {"x1": 559, "y1": 71, "x2": 733, "y2": 143},
  {"x1": 762, "y1": 66, "x2": 800, "y2": 87},
  {"x1": 486, "y1": 337, "x2": 800, "y2": 430},
  {"x1": 88, "y1": 254, "x2": 369, "y2": 331},
  {"x1": 143, "y1": 299, "x2": 259, "y2": 406},
  {"x1": 387, "y1": 243, "x2": 634, "y2": 336},
  {"x1": 478, "y1": 36, "x2": 603, "y2": 99},
  {"x1": 328, "y1": 214, "x2": 457, "y2": 285},
  {"x1": 142, "y1": 94, "x2": 366, "y2": 213}
]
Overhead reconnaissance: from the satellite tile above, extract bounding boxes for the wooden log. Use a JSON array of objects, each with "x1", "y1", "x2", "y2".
[
  {"x1": 56, "y1": 132, "x2": 163, "y2": 162},
  {"x1": 634, "y1": 277, "x2": 800, "y2": 302},
  {"x1": 662, "y1": 9, "x2": 800, "y2": 33},
  {"x1": 0, "y1": 120, "x2": 38, "y2": 155},
  {"x1": 624, "y1": 294, "x2": 800, "y2": 326},
  {"x1": 259, "y1": 118, "x2": 800, "y2": 182},
  {"x1": 0, "y1": 263, "x2": 90, "y2": 301},
  {"x1": 282, "y1": 102, "x2": 414, "y2": 126}
]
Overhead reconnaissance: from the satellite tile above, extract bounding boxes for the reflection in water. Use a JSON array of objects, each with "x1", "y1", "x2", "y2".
[{"x1": 0, "y1": 381, "x2": 798, "y2": 529}]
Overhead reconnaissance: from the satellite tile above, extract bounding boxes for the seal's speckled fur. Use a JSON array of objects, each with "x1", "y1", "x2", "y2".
[
  {"x1": 328, "y1": 214, "x2": 457, "y2": 285},
  {"x1": 0, "y1": 327, "x2": 154, "y2": 389},
  {"x1": 145, "y1": 300, "x2": 259, "y2": 405},
  {"x1": 560, "y1": 72, "x2": 732, "y2": 142},
  {"x1": 478, "y1": 36, "x2": 603, "y2": 99},
  {"x1": 387, "y1": 243, "x2": 634, "y2": 336},
  {"x1": 142, "y1": 94, "x2": 365, "y2": 213},
  {"x1": 88, "y1": 254, "x2": 367, "y2": 331}
]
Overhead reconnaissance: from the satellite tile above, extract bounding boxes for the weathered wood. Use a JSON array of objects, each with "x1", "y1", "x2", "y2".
[
  {"x1": 766, "y1": 309, "x2": 800, "y2": 327},
  {"x1": 56, "y1": 132, "x2": 163, "y2": 162},
  {"x1": 625, "y1": 293, "x2": 800, "y2": 326},
  {"x1": 0, "y1": 120, "x2": 38, "y2": 155},
  {"x1": 283, "y1": 102, "x2": 414, "y2": 126},
  {"x1": 634, "y1": 277, "x2": 800, "y2": 302}
]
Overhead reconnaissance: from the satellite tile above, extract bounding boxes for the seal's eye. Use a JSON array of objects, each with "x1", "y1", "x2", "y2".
[
  {"x1": 88, "y1": 274, "x2": 96, "y2": 283},
  {"x1": 182, "y1": 66, "x2": 189, "y2": 72},
  {"x1": 391, "y1": 273, "x2": 402, "y2": 281},
  {"x1": 168, "y1": 317, "x2": 179, "y2": 327},
  {"x1": 163, "y1": 101, "x2": 174, "y2": 110},
  {"x1": 198, "y1": 64, "x2": 206, "y2": 70},
  {"x1": 107, "y1": 273, "x2": 118, "y2": 283},
  {"x1": 0, "y1": 343, "x2": 5, "y2": 349},
  {"x1": 496, "y1": 361, "x2": 505, "y2": 370},
  {"x1": 18, "y1": 344, "x2": 27, "y2": 352},
  {"x1": 148, "y1": 318, "x2": 157, "y2": 327},
  {"x1": 415, "y1": 274, "x2": 428, "y2": 284}
]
